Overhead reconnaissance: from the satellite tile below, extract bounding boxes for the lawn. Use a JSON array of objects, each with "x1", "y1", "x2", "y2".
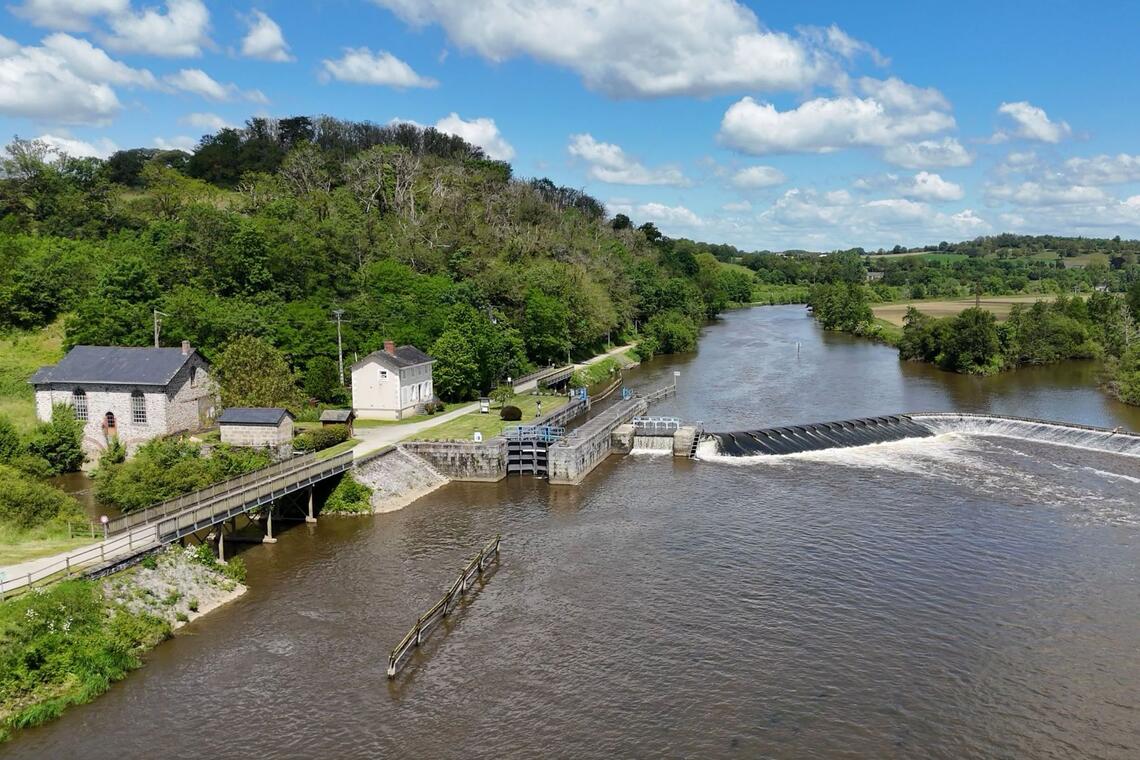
[
  {"x1": 315, "y1": 438, "x2": 363, "y2": 460},
  {"x1": 0, "y1": 320, "x2": 65, "y2": 431},
  {"x1": 352, "y1": 404, "x2": 464, "y2": 428},
  {"x1": 0, "y1": 523, "x2": 98, "y2": 567},
  {"x1": 406, "y1": 393, "x2": 568, "y2": 442},
  {"x1": 872, "y1": 295, "x2": 1060, "y2": 327}
]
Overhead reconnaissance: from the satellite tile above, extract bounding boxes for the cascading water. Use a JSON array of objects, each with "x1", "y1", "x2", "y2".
[
  {"x1": 631, "y1": 435, "x2": 673, "y2": 454},
  {"x1": 699, "y1": 413, "x2": 1140, "y2": 460}
]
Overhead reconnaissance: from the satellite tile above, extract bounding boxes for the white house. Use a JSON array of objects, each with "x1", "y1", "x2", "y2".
[
  {"x1": 351, "y1": 340, "x2": 435, "y2": 420},
  {"x1": 29, "y1": 341, "x2": 215, "y2": 456}
]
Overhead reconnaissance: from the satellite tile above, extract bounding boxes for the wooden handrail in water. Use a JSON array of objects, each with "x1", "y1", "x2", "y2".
[{"x1": 387, "y1": 535, "x2": 502, "y2": 678}]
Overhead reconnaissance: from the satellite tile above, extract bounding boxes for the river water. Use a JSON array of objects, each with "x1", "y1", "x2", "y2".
[{"x1": 9, "y1": 306, "x2": 1140, "y2": 759}]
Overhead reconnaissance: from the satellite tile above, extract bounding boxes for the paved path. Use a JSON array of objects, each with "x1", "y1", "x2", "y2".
[
  {"x1": 351, "y1": 402, "x2": 480, "y2": 457},
  {"x1": 580, "y1": 343, "x2": 636, "y2": 366},
  {"x1": 1, "y1": 522, "x2": 160, "y2": 589}
]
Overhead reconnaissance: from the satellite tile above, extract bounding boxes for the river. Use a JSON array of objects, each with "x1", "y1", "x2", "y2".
[{"x1": 8, "y1": 306, "x2": 1139, "y2": 759}]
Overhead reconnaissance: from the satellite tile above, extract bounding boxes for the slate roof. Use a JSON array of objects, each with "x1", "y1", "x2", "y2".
[
  {"x1": 350, "y1": 345, "x2": 434, "y2": 371},
  {"x1": 28, "y1": 346, "x2": 199, "y2": 387},
  {"x1": 217, "y1": 407, "x2": 294, "y2": 426},
  {"x1": 319, "y1": 409, "x2": 355, "y2": 423}
]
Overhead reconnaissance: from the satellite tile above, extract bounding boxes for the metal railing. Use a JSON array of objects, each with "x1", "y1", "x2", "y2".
[
  {"x1": 106, "y1": 453, "x2": 324, "y2": 534},
  {"x1": 512, "y1": 365, "x2": 573, "y2": 391},
  {"x1": 504, "y1": 425, "x2": 566, "y2": 442},
  {"x1": 559, "y1": 397, "x2": 645, "y2": 445},
  {"x1": 387, "y1": 535, "x2": 502, "y2": 678},
  {"x1": 154, "y1": 451, "x2": 353, "y2": 544},
  {"x1": 632, "y1": 416, "x2": 682, "y2": 434}
]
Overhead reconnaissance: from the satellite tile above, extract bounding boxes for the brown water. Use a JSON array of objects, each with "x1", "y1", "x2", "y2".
[{"x1": 8, "y1": 306, "x2": 1140, "y2": 759}]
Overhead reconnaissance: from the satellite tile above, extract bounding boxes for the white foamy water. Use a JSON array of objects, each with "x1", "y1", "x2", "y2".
[
  {"x1": 912, "y1": 413, "x2": 1140, "y2": 457},
  {"x1": 631, "y1": 435, "x2": 674, "y2": 455}
]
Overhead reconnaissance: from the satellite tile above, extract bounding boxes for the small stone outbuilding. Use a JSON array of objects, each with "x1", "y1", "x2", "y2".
[
  {"x1": 319, "y1": 408, "x2": 356, "y2": 435},
  {"x1": 217, "y1": 407, "x2": 295, "y2": 458}
]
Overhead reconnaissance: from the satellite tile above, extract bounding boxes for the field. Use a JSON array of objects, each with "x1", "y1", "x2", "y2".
[
  {"x1": 868, "y1": 252, "x2": 970, "y2": 263},
  {"x1": 872, "y1": 295, "x2": 1057, "y2": 327},
  {"x1": 406, "y1": 392, "x2": 567, "y2": 442},
  {"x1": 1030, "y1": 251, "x2": 1111, "y2": 269},
  {"x1": 0, "y1": 320, "x2": 65, "y2": 431}
]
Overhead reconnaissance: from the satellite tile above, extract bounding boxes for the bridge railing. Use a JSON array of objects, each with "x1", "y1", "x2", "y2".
[
  {"x1": 632, "y1": 416, "x2": 682, "y2": 434},
  {"x1": 504, "y1": 425, "x2": 566, "y2": 443},
  {"x1": 106, "y1": 453, "x2": 323, "y2": 535},
  {"x1": 387, "y1": 535, "x2": 501, "y2": 678},
  {"x1": 154, "y1": 451, "x2": 354, "y2": 543},
  {"x1": 512, "y1": 365, "x2": 573, "y2": 391}
]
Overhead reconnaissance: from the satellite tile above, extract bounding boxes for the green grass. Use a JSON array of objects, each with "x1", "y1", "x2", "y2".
[
  {"x1": 868, "y1": 252, "x2": 970, "y2": 263},
  {"x1": 0, "y1": 321, "x2": 65, "y2": 432},
  {"x1": 352, "y1": 405, "x2": 464, "y2": 428},
  {"x1": 0, "y1": 526, "x2": 97, "y2": 567},
  {"x1": 750, "y1": 283, "x2": 810, "y2": 305},
  {"x1": 406, "y1": 393, "x2": 568, "y2": 442},
  {"x1": 719, "y1": 261, "x2": 756, "y2": 275},
  {"x1": 315, "y1": 438, "x2": 362, "y2": 460}
]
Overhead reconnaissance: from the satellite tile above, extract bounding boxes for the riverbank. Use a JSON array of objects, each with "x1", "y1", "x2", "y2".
[{"x1": 0, "y1": 546, "x2": 245, "y2": 742}]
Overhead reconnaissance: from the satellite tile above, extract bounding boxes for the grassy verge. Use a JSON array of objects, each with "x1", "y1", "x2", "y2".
[
  {"x1": 406, "y1": 393, "x2": 567, "y2": 442},
  {"x1": 572, "y1": 357, "x2": 623, "y2": 388},
  {"x1": 315, "y1": 438, "x2": 362, "y2": 460},
  {"x1": 352, "y1": 405, "x2": 463, "y2": 428},
  {"x1": 750, "y1": 284, "x2": 811, "y2": 305},
  {"x1": 0, "y1": 522, "x2": 97, "y2": 567},
  {"x1": 0, "y1": 321, "x2": 65, "y2": 432}
]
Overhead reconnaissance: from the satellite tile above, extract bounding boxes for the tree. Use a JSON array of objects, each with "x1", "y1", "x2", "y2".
[
  {"x1": 24, "y1": 404, "x2": 85, "y2": 474},
  {"x1": 943, "y1": 308, "x2": 1001, "y2": 374},
  {"x1": 611, "y1": 213, "x2": 631, "y2": 230},
  {"x1": 430, "y1": 330, "x2": 480, "y2": 401},
  {"x1": 489, "y1": 385, "x2": 513, "y2": 408},
  {"x1": 522, "y1": 289, "x2": 571, "y2": 365},
  {"x1": 1128, "y1": 280, "x2": 1140, "y2": 324},
  {"x1": 214, "y1": 335, "x2": 300, "y2": 408},
  {"x1": 304, "y1": 356, "x2": 342, "y2": 402}
]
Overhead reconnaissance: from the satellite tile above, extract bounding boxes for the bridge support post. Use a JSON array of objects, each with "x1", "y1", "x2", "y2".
[
  {"x1": 263, "y1": 506, "x2": 277, "y2": 543},
  {"x1": 305, "y1": 487, "x2": 317, "y2": 523},
  {"x1": 217, "y1": 521, "x2": 225, "y2": 562}
]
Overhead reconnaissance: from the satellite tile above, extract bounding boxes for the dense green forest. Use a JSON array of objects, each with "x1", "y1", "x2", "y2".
[{"x1": 0, "y1": 116, "x2": 741, "y2": 406}]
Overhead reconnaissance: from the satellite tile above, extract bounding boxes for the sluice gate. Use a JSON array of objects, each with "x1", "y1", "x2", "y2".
[{"x1": 707, "y1": 415, "x2": 934, "y2": 457}]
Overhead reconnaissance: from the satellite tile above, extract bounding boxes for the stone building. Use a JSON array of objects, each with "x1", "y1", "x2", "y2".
[
  {"x1": 29, "y1": 341, "x2": 214, "y2": 456},
  {"x1": 217, "y1": 407, "x2": 295, "y2": 458},
  {"x1": 351, "y1": 340, "x2": 435, "y2": 420}
]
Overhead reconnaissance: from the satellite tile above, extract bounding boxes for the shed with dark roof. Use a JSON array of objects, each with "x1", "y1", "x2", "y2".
[
  {"x1": 319, "y1": 408, "x2": 356, "y2": 434},
  {"x1": 217, "y1": 407, "x2": 295, "y2": 452}
]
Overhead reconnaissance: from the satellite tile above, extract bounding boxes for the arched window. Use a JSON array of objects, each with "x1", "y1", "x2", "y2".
[
  {"x1": 104, "y1": 412, "x2": 116, "y2": 432},
  {"x1": 131, "y1": 391, "x2": 147, "y2": 425},
  {"x1": 72, "y1": 389, "x2": 88, "y2": 421}
]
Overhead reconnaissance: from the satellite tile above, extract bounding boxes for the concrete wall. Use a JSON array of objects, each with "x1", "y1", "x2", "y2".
[
  {"x1": 548, "y1": 398, "x2": 648, "y2": 485},
  {"x1": 401, "y1": 438, "x2": 508, "y2": 482},
  {"x1": 354, "y1": 445, "x2": 449, "y2": 511}
]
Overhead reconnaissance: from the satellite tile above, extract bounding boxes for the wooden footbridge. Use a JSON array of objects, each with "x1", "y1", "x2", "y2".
[{"x1": 0, "y1": 451, "x2": 353, "y2": 597}]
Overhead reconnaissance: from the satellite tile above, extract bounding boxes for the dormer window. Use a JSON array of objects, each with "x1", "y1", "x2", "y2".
[{"x1": 72, "y1": 389, "x2": 88, "y2": 421}]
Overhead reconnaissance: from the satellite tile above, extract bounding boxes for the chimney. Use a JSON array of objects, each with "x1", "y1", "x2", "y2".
[
  {"x1": 181, "y1": 340, "x2": 191, "y2": 356},
  {"x1": 384, "y1": 340, "x2": 396, "y2": 356}
]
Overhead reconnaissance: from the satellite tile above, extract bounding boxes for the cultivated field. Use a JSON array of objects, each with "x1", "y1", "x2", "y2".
[{"x1": 872, "y1": 295, "x2": 1057, "y2": 326}]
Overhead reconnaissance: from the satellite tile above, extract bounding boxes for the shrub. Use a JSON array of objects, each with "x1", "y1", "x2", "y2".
[
  {"x1": 140, "y1": 554, "x2": 158, "y2": 570},
  {"x1": 324, "y1": 473, "x2": 373, "y2": 514},
  {"x1": 0, "y1": 464, "x2": 84, "y2": 531},
  {"x1": 489, "y1": 385, "x2": 513, "y2": 407},
  {"x1": 500, "y1": 405, "x2": 522, "y2": 421},
  {"x1": 24, "y1": 404, "x2": 85, "y2": 474},
  {"x1": 222, "y1": 557, "x2": 247, "y2": 583},
  {"x1": 99, "y1": 438, "x2": 126, "y2": 468},
  {"x1": 292, "y1": 424, "x2": 349, "y2": 453},
  {"x1": 423, "y1": 400, "x2": 446, "y2": 415},
  {"x1": 187, "y1": 598, "x2": 199, "y2": 612},
  {"x1": 0, "y1": 417, "x2": 20, "y2": 463},
  {"x1": 175, "y1": 611, "x2": 189, "y2": 623}
]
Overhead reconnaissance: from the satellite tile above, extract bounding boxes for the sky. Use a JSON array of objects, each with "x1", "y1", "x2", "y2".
[{"x1": 4, "y1": 0, "x2": 1140, "y2": 251}]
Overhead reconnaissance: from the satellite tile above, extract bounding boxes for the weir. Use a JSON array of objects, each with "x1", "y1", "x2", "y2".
[{"x1": 700, "y1": 412, "x2": 1140, "y2": 459}]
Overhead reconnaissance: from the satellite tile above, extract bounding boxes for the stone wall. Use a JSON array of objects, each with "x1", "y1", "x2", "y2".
[
  {"x1": 166, "y1": 356, "x2": 215, "y2": 432},
  {"x1": 547, "y1": 398, "x2": 647, "y2": 485},
  {"x1": 219, "y1": 418, "x2": 292, "y2": 459},
  {"x1": 354, "y1": 445, "x2": 449, "y2": 512},
  {"x1": 400, "y1": 438, "x2": 508, "y2": 482}
]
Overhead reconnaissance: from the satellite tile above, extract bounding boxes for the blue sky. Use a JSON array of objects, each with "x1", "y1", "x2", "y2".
[{"x1": 4, "y1": 0, "x2": 1140, "y2": 251}]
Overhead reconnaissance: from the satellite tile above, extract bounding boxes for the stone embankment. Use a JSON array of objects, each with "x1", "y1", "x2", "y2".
[{"x1": 353, "y1": 446, "x2": 451, "y2": 512}]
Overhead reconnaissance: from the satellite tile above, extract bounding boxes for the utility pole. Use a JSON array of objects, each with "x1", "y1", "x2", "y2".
[
  {"x1": 153, "y1": 310, "x2": 169, "y2": 347},
  {"x1": 331, "y1": 309, "x2": 346, "y2": 385}
]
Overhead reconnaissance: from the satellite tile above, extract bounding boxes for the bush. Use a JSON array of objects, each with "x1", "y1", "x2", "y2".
[
  {"x1": 187, "y1": 598, "x2": 199, "y2": 612},
  {"x1": 0, "y1": 417, "x2": 20, "y2": 463},
  {"x1": 222, "y1": 557, "x2": 246, "y2": 583},
  {"x1": 292, "y1": 424, "x2": 350, "y2": 453},
  {"x1": 0, "y1": 464, "x2": 84, "y2": 530},
  {"x1": 423, "y1": 400, "x2": 446, "y2": 415},
  {"x1": 500, "y1": 405, "x2": 522, "y2": 421},
  {"x1": 140, "y1": 554, "x2": 158, "y2": 570},
  {"x1": 24, "y1": 404, "x2": 85, "y2": 474},
  {"x1": 489, "y1": 385, "x2": 513, "y2": 407},
  {"x1": 323, "y1": 473, "x2": 373, "y2": 514}
]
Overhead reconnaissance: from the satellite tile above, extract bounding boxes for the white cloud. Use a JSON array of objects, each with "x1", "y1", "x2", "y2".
[
  {"x1": 435, "y1": 113, "x2": 514, "y2": 160},
  {"x1": 0, "y1": 36, "x2": 18, "y2": 56},
  {"x1": 899, "y1": 171, "x2": 964, "y2": 202},
  {"x1": 722, "y1": 200, "x2": 752, "y2": 212},
  {"x1": 567, "y1": 133, "x2": 688, "y2": 186},
  {"x1": 9, "y1": 0, "x2": 129, "y2": 32},
  {"x1": 241, "y1": 10, "x2": 292, "y2": 62},
  {"x1": 103, "y1": 0, "x2": 210, "y2": 57},
  {"x1": 882, "y1": 137, "x2": 973, "y2": 169},
  {"x1": 41, "y1": 33, "x2": 158, "y2": 88},
  {"x1": 1061, "y1": 154, "x2": 1140, "y2": 185},
  {"x1": 153, "y1": 135, "x2": 198, "y2": 151},
  {"x1": 818, "y1": 25, "x2": 889, "y2": 66},
  {"x1": 639, "y1": 202, "x2": 704, "y2": 227},
  {"x1": 21, "y1": 132, "x2": 118, "y2": 158},
  {"x1": 371, "y1": 0, "x2": 859, "y2": 98},
  {"x1": 856, "y1": 77, "x2": 949, "y2": 112},
  {"x1": 165, "y1": 69, "x2": 263, "y2": 103},
  {"x1": 993, "y1": 101, "x2": 1071, "y2": 143},
  {"x1": 761, "y1": 187, "x2": 988, "y2": 243},
  {"x1": 986, "y1": 181, "x2": 1109, "y2": 206},
  {"x1": 0, "y1": 36, "x2": 123, "y2": 123},
  {"x1": 320, "y1": 47, "x2": 437, "y2": 88},
  {"x1": 180, "y1": 112, "x2": 232, "y2": 131},
  {"x1": 719, "y1": 88, "x2": 955, "y2": 156},
  {"x1": 730, "y1": 165, "x2": 786, "y2": 189}
]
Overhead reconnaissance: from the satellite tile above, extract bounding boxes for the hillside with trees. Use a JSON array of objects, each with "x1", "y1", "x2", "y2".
[{"x1": 0, "y1": 117, "x2": 734, "y2": 413}]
